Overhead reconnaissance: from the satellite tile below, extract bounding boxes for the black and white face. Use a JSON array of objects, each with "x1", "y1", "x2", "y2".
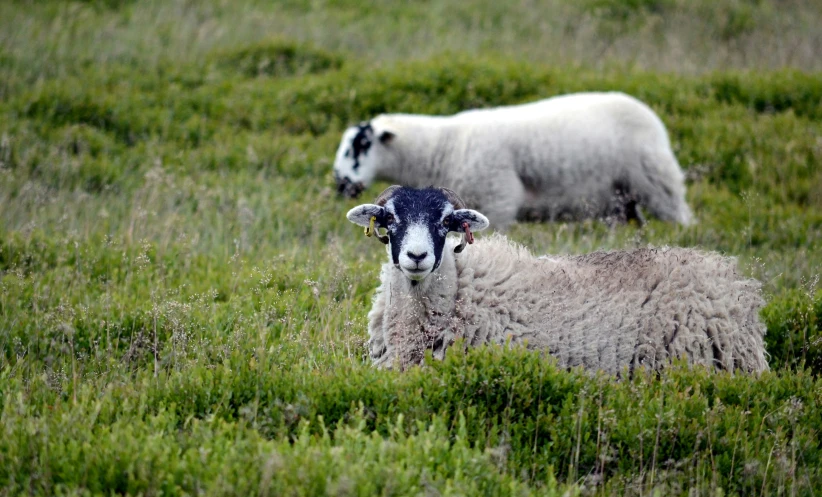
[
  {"x1": 347, "y1": 187, "x2": 490, "y2": 282},
  {"x1": 333, "y1": 122, "x2": 394, "y2": 198}
]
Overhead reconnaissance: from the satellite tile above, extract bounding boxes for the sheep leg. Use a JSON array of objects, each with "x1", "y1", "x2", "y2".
[
  {"x1": 632, "y1": 150, "x2": 693, "y2": 225},
  {"x1": 625, "y1": 198, "x2": 646, "y2": 226},
  {"x1": 604, "y1": 184, "x2": 644, "y2": 227}
]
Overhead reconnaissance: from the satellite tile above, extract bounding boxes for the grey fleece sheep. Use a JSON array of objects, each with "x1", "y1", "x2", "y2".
[
  {"x1": 334, "y1": 92, "x2": 693, "y2": 229},
  {"x1": 347, "y1": 186, "x2": 768, "y2": 374}
]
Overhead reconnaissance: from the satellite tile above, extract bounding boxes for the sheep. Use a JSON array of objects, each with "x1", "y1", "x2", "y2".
[
  {"x1": 334, "y1": 92, "x2": 694, "y2": 229},
  {"x1": 346, "y1": 185, "x2": 768, "y2": 374}
]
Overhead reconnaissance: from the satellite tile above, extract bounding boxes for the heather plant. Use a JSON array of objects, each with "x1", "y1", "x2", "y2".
[{"x1": 1, "y1": 0, "x2": 822, "y2": 495}]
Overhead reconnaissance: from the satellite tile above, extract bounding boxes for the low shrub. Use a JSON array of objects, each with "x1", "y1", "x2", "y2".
[
  {"x1": 763, "y1": 289, "x2": 822, "y2": 374},
  {"x1": 211, "y1": 38, "x2": 344, "y2": 78}
]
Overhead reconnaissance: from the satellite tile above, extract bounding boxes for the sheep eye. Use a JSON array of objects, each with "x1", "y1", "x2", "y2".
[
  {"x1": 442, "y1": 216, "x2": 451, "y2": 227},
  {"x1": 385, "y1": 214, "x2": 395, "y2": 225}
]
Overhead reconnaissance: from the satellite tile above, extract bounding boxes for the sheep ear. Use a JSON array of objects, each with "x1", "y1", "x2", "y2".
[
  {"x1": 452, "y1": 209, "x2": 490, "y2": 232},
  {"x1": 347, "y1": 204, "x2": 385, "y2": 227},
  {"x1": 378, "y1": 130, "x2": 395, "y2": 144}
]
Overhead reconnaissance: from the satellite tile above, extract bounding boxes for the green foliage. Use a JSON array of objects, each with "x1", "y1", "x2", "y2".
[
  {"x1": 579, "y1": 0, "x2": 775, "y2": 45},
  {"x1": 581, "y1": 0, "x2": 676, "y2": 37},
  {"x1": 7, "y1": 57, "x2": 821, "y2": 199},
  {"x1": 212, "y1": 38, "x2": 344, "y2": 78},
  {"x1": 2, "y1": 343, "x2": 822, "y2": 495},
  {"x1": 1, "y1": 0, "x2": 822, "y2": 495},
  {"x1": 708, "y1": 70, "x2": 822, "y2": 120},
  {"x1": 763, "y1": 290, "x2": 822, "y2": 374},
  {"x1": 0, "y1": 398, "x2": 567, "y2": 496},
  {"x1": 38, "y1": 0, "x2": 137, "y2": 9}
]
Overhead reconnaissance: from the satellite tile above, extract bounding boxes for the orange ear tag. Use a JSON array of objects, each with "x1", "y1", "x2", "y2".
[{"x1": 462, "y1": 221, "x2": 475, "y2": 244}]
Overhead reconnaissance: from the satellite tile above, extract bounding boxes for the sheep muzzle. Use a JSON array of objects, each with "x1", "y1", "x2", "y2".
[{"x1": 336, "y1": 176, "x2": 366, "y2": 198}]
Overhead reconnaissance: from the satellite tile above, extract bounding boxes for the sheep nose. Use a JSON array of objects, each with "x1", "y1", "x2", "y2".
[{"x1": 406, "y1": 251, "x2": 428, "y2": 263}]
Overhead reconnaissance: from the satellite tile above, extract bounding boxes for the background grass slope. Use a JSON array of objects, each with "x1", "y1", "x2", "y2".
[{"x1": 1, "y1": 0, "x2": 821, "y2": 495}]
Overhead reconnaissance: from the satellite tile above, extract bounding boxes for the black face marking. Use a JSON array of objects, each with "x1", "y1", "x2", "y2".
[
  {"x1": 350, "y1": 123, "x2": 373, "y2": 171},
  {"x1": 382, "y1": 188, "x2": 454, "y2": 269},
  {"x1": 334, "y1": 169, "x2": 365, "y2": 197}
]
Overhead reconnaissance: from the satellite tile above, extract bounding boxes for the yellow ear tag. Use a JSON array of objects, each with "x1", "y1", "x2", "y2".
[{"x1": 365, "y1": 216, "x2": 376, "y2": 237}]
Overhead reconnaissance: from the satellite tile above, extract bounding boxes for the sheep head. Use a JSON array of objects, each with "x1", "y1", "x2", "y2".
[
  {"x1": 333, "y1": 121, "x2": 396, "y2": 198},
  {"x1": 346, "y1": 186, "x2": 489, "y2": 282}
]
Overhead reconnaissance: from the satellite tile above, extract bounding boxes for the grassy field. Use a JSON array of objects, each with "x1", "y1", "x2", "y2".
[{"x1": 1, "y1": 0, "x2": 822, "y2": 495}]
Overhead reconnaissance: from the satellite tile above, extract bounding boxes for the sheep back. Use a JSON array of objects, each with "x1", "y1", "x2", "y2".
[{"x1": 368, "y1": 93, "x2": 693, "y2": 228}]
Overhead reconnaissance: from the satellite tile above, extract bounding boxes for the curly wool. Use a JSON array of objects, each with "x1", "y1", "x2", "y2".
[{"x1": 367, "y1": 234, "x2": 768, "y2": 374}]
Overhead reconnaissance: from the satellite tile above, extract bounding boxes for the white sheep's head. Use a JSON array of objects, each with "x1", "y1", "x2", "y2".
[
  {"x1": 333, "y1": 121, "x2": 395, "y2": 198},
  {"x1": 347, "y1": 186, "x2": 489, "y2": 282}
]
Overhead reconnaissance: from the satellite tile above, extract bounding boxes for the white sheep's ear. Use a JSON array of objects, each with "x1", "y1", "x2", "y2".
[
  {"x1": 378, "y1": 130, "x2": 395, "y2": 144},
  {"x1": 452, "y1": 209, "x2": 490, "y2": 232},
  {"x1": 346, "y1": 204, "x2": 385, "y2": 227}
]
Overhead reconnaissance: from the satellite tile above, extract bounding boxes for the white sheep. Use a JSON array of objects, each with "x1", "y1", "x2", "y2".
[
  {"x1": 334, "y1": 92, "x2": 694, "y2": 229},
  {"x1": 346, "y1": 186, "x2": 768, "y2": 374}
]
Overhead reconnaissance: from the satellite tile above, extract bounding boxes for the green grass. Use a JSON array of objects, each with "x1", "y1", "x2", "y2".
[{"x1": 1, "y1": 0, "x2": 822, "y2": 495}]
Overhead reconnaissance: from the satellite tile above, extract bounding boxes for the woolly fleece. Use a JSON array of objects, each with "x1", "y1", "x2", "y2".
[
  {"x1": 367, "y1": 234, "x2": 768, "y2": 374},
  {"x1": 337, "y1": 92, "x2": 693, "y2": 228}
]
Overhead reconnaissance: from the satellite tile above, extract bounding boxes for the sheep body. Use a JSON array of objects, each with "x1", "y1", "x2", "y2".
[
  {"x1": 335, "y1": 92, "x2": 693, "y2": 228},
  {"x1": 368, "y1": 234, "x2": 768, "y2": 374}
]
